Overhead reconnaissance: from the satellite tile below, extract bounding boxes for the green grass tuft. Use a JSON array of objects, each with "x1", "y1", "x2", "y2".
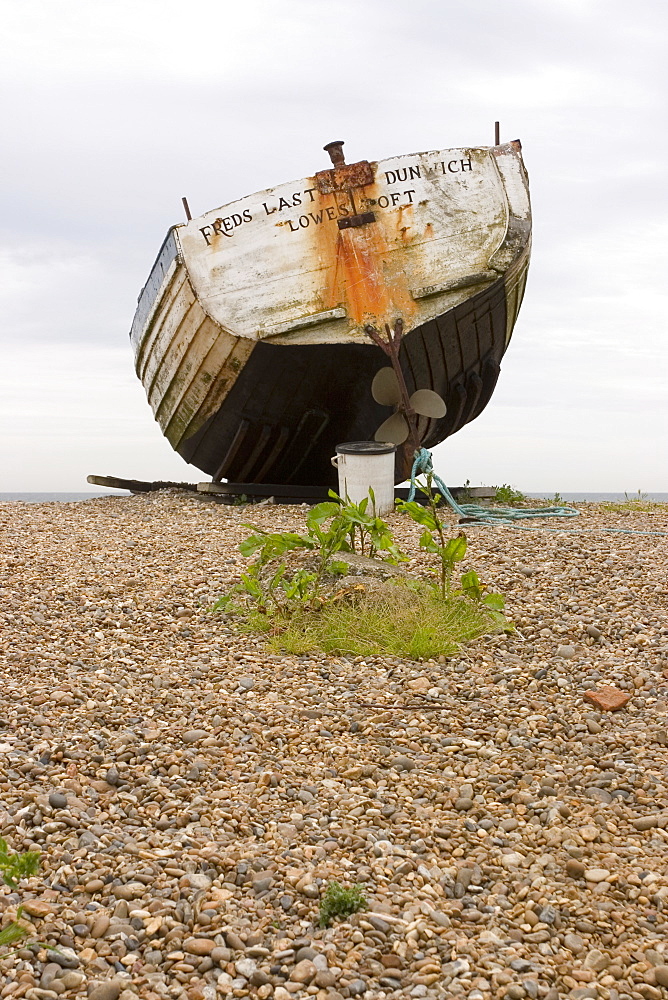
[
  {"x1": 600, "y1": 491, "x2": 666, "y2": 513},
  {"x1": 269, "y1": 580, "x2": 510, "y2": 659},
  {"x1": 319, "y1": 882, "x2": 368, "y2": 927}
]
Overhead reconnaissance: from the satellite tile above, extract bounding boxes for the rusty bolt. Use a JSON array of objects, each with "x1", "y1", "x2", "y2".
[{"x1": 323, "y1": 141, "x2": 346, "y2": 167}]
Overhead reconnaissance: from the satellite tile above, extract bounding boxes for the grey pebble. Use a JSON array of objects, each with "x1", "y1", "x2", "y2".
[
  {"x1": 587, "y1": 787, "x2": 612, "y2": 804},
  {"x1": 48, "y1": 791, "x2": 67, "y2": 810},
  {"x1": 210, "y1": 946, "x2": 232, "y2": 964},
  {"x1": 538, "y1": 905, "x2": 558, "y2": 925},
  {"x1": 390, "y1": 755, "x2": 417, "y2": 771},
  {"x1": 564, "y1": 933, "x2": 585, "y2": 954},
  {"x1": 225, "y1": 930, "x2": 246, "y2": 950},
  {"x1": 183, "y1": 729, "x2": 209, "y2": 743},
  {"x1": 295, "y1": 946, "x2": 319, "y2": 962},
  {"x1": 40, "y1": 963, "x2": 63, "y2": 988},
  {"x1": 633, "y1": 816, "x2": 658, "y2": 831},
  {"x1": 88, "y1": 983, "x2": 123, "y2": 1000},
  {"x1": 250, "y1": 970, "x2": 272, "y2": 986},
  {"x1": 506, "y1": 986, "x2": 526, "y2": 1000},
  {"x1": 235, "y1": 957, "x2": 257, "y2": 978},
  {"x1": 47, "y1": 946, "x2": 79, "y2": 968},
  {"x1": 654, "y1": 967, "x2": 668, "y2": 987},
  {"x1": 456, "y1": 868, "x2": 473, "y2": 890}
]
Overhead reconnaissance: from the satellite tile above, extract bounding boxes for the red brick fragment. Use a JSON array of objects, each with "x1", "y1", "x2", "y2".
[{"x1": 584, "y1": 686, "x2": 631, "y2": 712}]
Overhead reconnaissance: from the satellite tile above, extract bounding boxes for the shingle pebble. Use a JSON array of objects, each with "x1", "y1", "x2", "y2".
[{"x1": 0, "y1": 491, "x2": 667, "y2": 1000}]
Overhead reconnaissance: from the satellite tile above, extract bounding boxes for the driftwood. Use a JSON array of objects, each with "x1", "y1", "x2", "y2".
[
  {"x1": 88, "y1": 475, "x2": 496, "y2": 506},
  {"x1": 87, "y1": 475, "x2": 198, "y2": 493}
]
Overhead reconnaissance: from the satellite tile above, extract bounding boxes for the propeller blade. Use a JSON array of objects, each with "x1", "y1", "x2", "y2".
[
  {"x1": 371, "y1": 367, "x2": 401, "y2": 406},
  {"x1": 409, "y1": 389, "x2": 447, "y2": 418},
  {"x1": 375, "y1": 413, "x2": 409, "y2": 446}
]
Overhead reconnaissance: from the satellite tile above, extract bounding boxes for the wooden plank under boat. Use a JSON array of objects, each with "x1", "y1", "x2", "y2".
[{"x1": 130, "y1": 139, "x2": 531, "y2": 486}]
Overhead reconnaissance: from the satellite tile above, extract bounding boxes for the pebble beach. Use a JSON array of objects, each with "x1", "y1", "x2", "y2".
[{"x1": 1, "y1": 492, "x2": 668, "y2": 1000}]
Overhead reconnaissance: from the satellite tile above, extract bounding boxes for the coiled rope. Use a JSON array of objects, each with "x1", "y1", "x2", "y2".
[
  {"x1": 408, "y1": 447, "x2": 577, "y2": 523},
  {"x1": 406, "y1": 448, "x2": 668, "y2": 536}
]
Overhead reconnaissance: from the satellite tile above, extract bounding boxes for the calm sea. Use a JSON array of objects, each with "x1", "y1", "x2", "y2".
[
  {"x1": 0, "y1": 493, "x2": 131, "y2": 502},
  {"x1": 1, "y1": 492, "x2": 667, "y2": 503},
  {"x1": 526, "y1": 493, "x2": 668, "y2": 503}
]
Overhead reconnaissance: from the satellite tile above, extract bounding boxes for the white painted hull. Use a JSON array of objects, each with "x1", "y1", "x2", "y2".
[{"x1": 130, "y1": 140, "x2": 531, "y2": 485}]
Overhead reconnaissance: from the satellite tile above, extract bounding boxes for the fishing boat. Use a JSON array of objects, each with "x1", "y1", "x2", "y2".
[{"x1": 130, "y1": 137, "x2": 531, "y2": 487}]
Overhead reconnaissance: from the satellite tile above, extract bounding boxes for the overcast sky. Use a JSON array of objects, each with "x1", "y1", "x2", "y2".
[{"x1": 1, "y1": 0, "x2": 666, "y2": 492}]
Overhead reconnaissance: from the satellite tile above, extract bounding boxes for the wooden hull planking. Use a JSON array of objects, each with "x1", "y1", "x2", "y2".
[{"x1": 130, "y1": 141, "x2": 531, "y2": 485}]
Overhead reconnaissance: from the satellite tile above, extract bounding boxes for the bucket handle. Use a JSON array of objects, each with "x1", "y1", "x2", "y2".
[{"x1": 330, "y1": 454, "x2": 340, "y2": 467}]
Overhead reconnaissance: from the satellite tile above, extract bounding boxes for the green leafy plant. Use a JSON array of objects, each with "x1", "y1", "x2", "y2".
[
  {"x1": 335, "y1": 490, "x2": 405, "y2": 562},
  {"x1": 457, "y1": 479, "x2": 475, "y2": 504},
  {"x1": 212, "y1": 493, "x2": 405, "y2": 619},
  {"x1": 458, "y1": 569, "x2": 505, "y2": 610},
  {"x1": 0, "y1": 839, "x2": 41, "y2": 951},
  {"x1": 319, "y1": 881, "x2": 368, "y2": 927},
  {"x1": 217, "y1": 480, "x2": 510, "y2": 660},
  {"x1": 396, "y1": 479, "x2": 466, "y2": 598},
  {"x1": 493, "y1": 484, "x2": 526, "y2": 505}
]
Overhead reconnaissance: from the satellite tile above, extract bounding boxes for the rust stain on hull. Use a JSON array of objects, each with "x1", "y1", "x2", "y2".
[{"x1": 310, "y1": 177, "x2": 418, "y2": 330}]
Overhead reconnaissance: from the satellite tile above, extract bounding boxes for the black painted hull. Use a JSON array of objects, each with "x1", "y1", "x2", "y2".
[{"x1": 179, "y1": 268, "x2": 524, "y2": 487}]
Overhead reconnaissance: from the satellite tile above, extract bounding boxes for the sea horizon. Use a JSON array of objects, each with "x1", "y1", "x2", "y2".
[{"x1": 1, "y1": 491, "x2": 667, "y2": 504}]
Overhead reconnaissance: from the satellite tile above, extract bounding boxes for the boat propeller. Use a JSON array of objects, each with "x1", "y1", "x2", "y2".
[
  {"x1": 363, "y1": 318, "x2": 447, "y2": 448},
  {"x1": 371, "y1": 368, "x2": 447, "y2": 445}
]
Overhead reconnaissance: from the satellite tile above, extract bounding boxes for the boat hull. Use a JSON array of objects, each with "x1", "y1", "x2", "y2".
[
  {"x1": 179, "y1": 263, "x2": 526, "y2": 486},
  {"x1": 131, "y1": 141, "x2": 531, "y2": 486}
]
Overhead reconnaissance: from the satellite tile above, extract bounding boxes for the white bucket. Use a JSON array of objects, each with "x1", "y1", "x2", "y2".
[{"x1": 331, "y1": 441, "x2": 396, "y2": 515}]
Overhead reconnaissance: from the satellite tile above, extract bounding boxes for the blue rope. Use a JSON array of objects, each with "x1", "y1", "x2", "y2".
[
  {"x1": 479, "y1": 524, "x2": 668, "y2": 536},
  {"x1": 407, "y1": 447, "x2": 580, "y2": 524},
  {"x1": 406, "y1": 448, "x2": 668, "y2": 535}
]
